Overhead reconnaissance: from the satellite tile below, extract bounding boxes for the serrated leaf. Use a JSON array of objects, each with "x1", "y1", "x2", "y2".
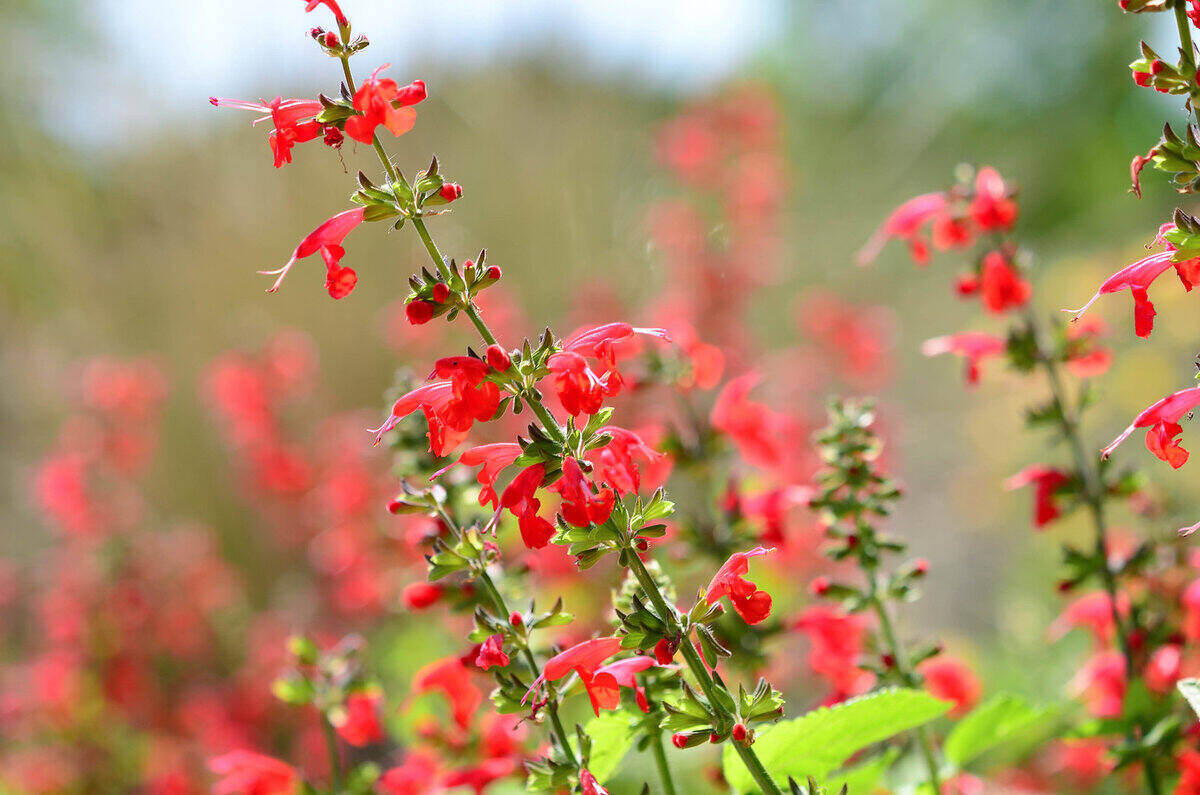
[
  {"x1": 721, "y1": 688, "x2": 951, "y2": 794},
  {"x1": 943, "y1": 694, "x2": 1057, "y2": 769}
]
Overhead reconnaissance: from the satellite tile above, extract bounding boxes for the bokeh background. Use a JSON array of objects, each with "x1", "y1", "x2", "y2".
[{"x1": 4, "y1": 0, "x2": 1200, "y2": 791}]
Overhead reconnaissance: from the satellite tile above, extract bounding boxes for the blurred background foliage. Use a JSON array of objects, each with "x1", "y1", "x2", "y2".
[{"x1": 3, "y1": 0, "x2": 1200, "y2": 776}]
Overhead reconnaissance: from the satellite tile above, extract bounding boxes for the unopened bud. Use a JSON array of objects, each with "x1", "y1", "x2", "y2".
[
  {"x1": 913, "y1": 558, "x2": 929, "y2": 576},
  {"x1": 1151, "y1": 59, "x2": 1165, "y2": 75},
  {"x1": 731, "y1": 723, "x2": 748, "y2": 742},
  {"x1": 671, "y1": 733, "x2": 688, "y2": 749},
  {"x1": 431, "y1": 282, "x2": 450, "y2": 303},
  {"x1": 708, "y1": 732, "x2": 721, "y2": 744},
  {"x1": 406, "y1": 300, "x2": 435, "y2": 325},
  {"x1": 881, "y1": 653, "x2": 896, "y2": 669},
  {"x1": 509, "y1": 611, "x2": 523, "y2": 627},
  {"x1": 439, "y1": 183, "x2": 463, "y2": 202},
  {"x1": 386, "y1": 498, "x2": 403, "y2": 514},
  {"x1": 323, "y1": 31, "x2": 339, "y2": 48},
  {"x1": 486, "y1": 265, "x2": 502, "y2": 281},
  {"x1": 402, "y1": 582, "x2": 443, "y2": 610},
  {"x1": 955, "y1": 273, "x2": 979, "y2": 295},
  {"x1": 486, "y1": 344, "x2": 511, "y2": 371},
  {"x1": 653, "y1": 638, "x2": 676, "y2": 664},
  {"x1": 397, "y1": 79, "x2": 427, "y2": 107},
  {"x1": 809, "y1": 576, "x2": 830, "y2": 596},
  {"x1": 635, "y1": 539, "x2": 649, "y2": 552}
]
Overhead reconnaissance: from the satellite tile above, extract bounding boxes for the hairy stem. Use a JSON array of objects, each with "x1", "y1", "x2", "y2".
[
  {"x1": 625, "y1": 552, "x2": 784, "y2": 795},
  {"x1": 867, "y1": 578, "x2": 943, "y2": 794},
  {"x1": 649, "y1": 729, "x2": 678, "y2": 795}
]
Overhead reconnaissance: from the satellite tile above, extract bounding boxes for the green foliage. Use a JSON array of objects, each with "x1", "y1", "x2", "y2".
[
  {"x1": 1178, "y1": 678, "x2": 1200, "y2": 719},
  {"x1": 721, "y1": 688, "x2": 952, "y2": 794},
  {"x1": 943, "y1": 694, "x2": 1058, "y2": 769},
  {"x1": 575, "y1": 710, "x2": 640, "y2": 782}
]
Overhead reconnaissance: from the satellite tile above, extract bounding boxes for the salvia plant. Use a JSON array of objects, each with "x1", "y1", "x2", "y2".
[{"x1": 20, "y1": 0, "x2": 1200, "y2": 793}]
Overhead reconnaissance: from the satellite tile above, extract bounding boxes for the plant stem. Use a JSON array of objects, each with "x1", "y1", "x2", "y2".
[
  {"x1": 867, "y1": 578, "x2": 943, "y2": 794},
  {"x1": 649, "y1": 730, "x2": 678, "y2": 795},
  {"x1": 625, "y1": 552, "x2": 783, "y2": 795},
  {"x1": 320, "y1": 714, "x2": 344, "y2": 793},
  {"x1": 1027, "y1": 314, "x2": 1162, "y2": 795}
]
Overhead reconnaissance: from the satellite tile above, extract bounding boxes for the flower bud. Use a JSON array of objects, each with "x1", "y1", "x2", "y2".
[
  {"x1": 406, "y1": 300, "x2": 435, "y2": 325},
  {"x1": 955, "y1": 273, "x2": 979, "y2": 295},
  {"x1": 708, "y1": 732, "x2": 721, "y2": 744},
  {"x1": 439, "y1": 183, "x2": 463, "y2": 203},
  {"x1": 486, "y1": 265, "x2": 502, "y2": 281},
  {"x1": 810, "y1": 576, "x2": 830, "y2": 596},
  {"x1": 386, "y1": 498, "x2": 403, "y2": 514},
  {"x1": 913, "y1": 558, "x2": 929, "y2": 576},
  {"x1": 486, "y1": 344, "x2": 512, "y2": 372},
  {"x1": 731, "y1": 723, "x2": 748, "y2": 742},
  {"x1": 463, "y1": 259, "x2": 475, "y2": 275},
  {"x1": 323, "y1": 125, "x2": 344, "y2": 149},
  {"x1": 396, "y1": 79, "x2": 427, "y2": 107},
  {"x1": 402, "y1": 582, "x2": 442, "y2": 610},
  {"x1": 635, "y1": 539, "x2": 648, "y2": 552},
  {"x1": 653, "y1": 638, "x2": 675, "y2": 664},
  {"x1": 323, "y1": 31, "x2": 340, "y2": 48},
  {"x1": 310, "y1": 27, "x2": 325, "y2": 39},
  {"x1": 671, "y1": 733, "x2": 689, "y2": 749},
  {"x1": 509, "y1": 611, "x2": 523, "y2": 627},
  {"x1": 431, "y1": 282, "x2": 450, "y2": 303},
  {"x1": 881, "y1": 653, "x2": 896, "y2": 669},
  {"x1": 1150, "y1": 59, "x2": 1165, "y2": 75}
]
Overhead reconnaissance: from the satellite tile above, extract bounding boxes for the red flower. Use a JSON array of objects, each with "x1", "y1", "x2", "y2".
[
  {"x1": 475, "y1": 634, "x2": 510, "y2": 671},
  {"x1": 433, "y1": 443, "x2": 522, "y2": 509},
  {"x1": 441, "y1": 758, "x2": 516, "y2": 795},
  {"x1": 593, "y1": 655, "x2": 659, "y2": 713},
  {"x1": 304, "y1": 0, "x2": 348, "y2": 27},
  {"x1": 370, "y1": 358, "x2": 500, "y2": 455},
  {"x1": 969, "y1": 167, "x2": 1018, "y2": 232},
  {"x1": 377, "y1": 752, "x2": 441, "y2": 795},
  {"x1": 525, "y1": 638, "x2": 654, "y2": 716},
  {"x1": 260, "y1": 207, "x2": 365, "y2": 295},
  {"x1": 921, "y1": 332, "x2": 1005, "y2": 386},
  {"x1": 794, "y1": 606, "x2": 874, "y2": 701},
  {"x1": 1004, "y1": 465, "x2": 1070, "y2": 528},
  {"x1": 918, "y1": 656, "x2": 981, "y2": 717},
  {"x1": 1065, "y1": 317, "x2": 1113, "y2": 379},
  {"x1": 1071, "y1": 651, "x2": 1126, "y2": 718},
  {"x1": 1066, "y1": 224, "x2": 1200, "y2": 338},
  {"x1": 1050, "y1": 591, "x2": 1130, "y2": 648},
  {"x1": 705, "y1": 546, "x2": 774, "y2": 625},
  {"x1": 209, "y1": 96, "x2": 323, "y2": 168},
  {"x1": 438, "y1": 183, "x2": 463, "y2": 202},
  {"x1": 978, "y1": 251, "x2": 1030, "y2": 314},
  {"x1": 857, "y1": 192, "x2": 949, "y2": 265},
  {"x1": 412, "y1": 656, "x2": 482, "y2": 730},
  {"x1": 579, "y1": 769, "x2": 610, "y2": 795},
  {"x1": 344, "y1": 64, "x2": 423, "y2": 144},
  {"x1": 334, "y1": 691, "x2": 384, "y2": 747},
  {"x1": 549, "y1": 457, "x2": 616, "y2": 528},
  {"x1": 546, "y1": 351, "x2": 610, "y2": 416},
  {"x1": 209, "y1": 750, "x2": 297, "y2": 795},
  {"x1": 499, "y1": 464, "x2": 555, "y2": 549},
  {"x1": 710, "y1": 373, "x2": 792, "y2": 468},
  {"x1": 1145, "y1": 644, "x2": 1182, "y2": 693},
  {"x1": 1178, "y1": 750, "x2": 1200, "y2": 795},
  {"x1": 561, "y1": 322, "x2": 669, "y2": 391},
  {"x1": 402, "y1": 581, "x2": 443, "y2": 610},
  {"x1": 586, "y1": 426, "x2": 664, "y2": 495},
  {"x1": 1183, "y1": 579, "x2": 1200, "y2": 641},
  {"x1": 1102, "y1": 386, "x2": 1200, "y2": 468}
]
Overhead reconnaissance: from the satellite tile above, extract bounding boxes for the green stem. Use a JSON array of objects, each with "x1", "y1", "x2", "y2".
[
  {"x1": 868, "y1": 582, "x2": 943, "y2": 794},
  {"x1": 321, "y1": 714, "x2": 344, "y2": 793},
  {"x1": 1027, "y1": 314, "x2": 1162, "y2": 794},
  {"x1": 649, "y1": 730, "x2": 678, "y2": 795},
  {"x1": 1177, "y1": 0, "x2": 1200, "y2": 129},
  {"x1": 625, "y1": 552, "x2": 783, "y2": 795}
]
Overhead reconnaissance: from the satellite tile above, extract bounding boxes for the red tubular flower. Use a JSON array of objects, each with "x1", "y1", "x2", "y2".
[
  {"x1": 441, "y1": 758, "x2": 517, "y2": 794},
  {"x1": 794, "y1": 606, "x2": 874, "y2": 701},
  {"x1": 710, "y1": 372, "x2": 791, "y2": 468},
  {"x1": 857, "y1": 192, "x2": 949, "y2": 265},
  {"x1": 334, "y1": 691, "x2": 385, "y2": 747},
  {"x1": 546, "y1": 351, "x2": 609, "y2": 416},
  {"x1": 593, "y1": 655, "x2": 659, "y2": 713},
  {"x1": 549, "y1": 457, "x2": 616, "y2": 527},
  {"x1": 370, "y1": 360, "x2": 500, "y2": 455},
  {"x1": 555, "y1": 322, "x2": 670, "y2": 402},
  {"x1": 499, "y1": 464, "x2": 555, "y2": 549},
  {"x1": 579, "y1": 769, "x2": 610, "y2": 795},
  {"x1": 1066, "y1": 224, "x2": 1200, "y2": 338},
  {"x1": 921, "y1": 332, "x2": 1005, "y2": 386},
  {"x1": 209, "y1": 750, "x2": 298, "y2": 795},
  {"x1": 260, "y1": 207, "x2": 365, "y2": 295},
  {"x1": 705, "y1": 546, "x2": 774, "y2": 625},
  {"x1": 1071, "y1": 651, "x2": 1126, "y2": 718},
  {"x1": 969, "y1": 166, "x2": 1019, "y2": 232},
  {"x1": 377, "y1": 752, "x2": 441, "y2": 795},
  {"x1": 344, "y1": 64, "x2": 423, "y2": 144},
  {"x1": 1004, "y1": 465, "x2": 1070, "y2": 528},
  {"x1": 209, "y1": 96, "x2": 323, "y2": 168},
  {"x1": 412, "y1": 656, "x2": 482, "y2": 730},
  {"x1": 586, "y1": 426, "x2": 664, "y2": 495},
  {"x1": 433, "y1": 443, "x2": 522, "y2": 509},
  {"x1": 475, "y1": 634, "x2": 510, "y2": 671},
  {"x1": 525, "y1": 638, "x2": 656, "y2": 716},
  {"x1": 1101, "y1": 386, "x2": 1200, "y2": 468},
  {"x1": 304, "y1": 0, "x2": 348, "y2": 27},
  {"x1": 918, "y1": 656, "x2": 981, "y2": 717},
  {"x1": 1049, "y1": 591, "x2": 1130, "y2": 648},
  {"x1": 978, "y1": 251, "x2": 1030, "y2": 313}
]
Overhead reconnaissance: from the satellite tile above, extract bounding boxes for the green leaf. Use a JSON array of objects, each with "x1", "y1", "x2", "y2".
[
  {"x1": 576, "y1": 711, "x2": 638, "y2": 782},
  {"x1": 721, "y1": 688, "x2": 951, "y2": 794},
  {"x1": 1178, "y1": 679, "x2": 1200, "y2": 719},
  {"x1": 824, "y1": 747, "x2": 898, "y2": 794},
  {"x1": 943, "y1": 694, "x2": 1056, "y2": 769}
]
